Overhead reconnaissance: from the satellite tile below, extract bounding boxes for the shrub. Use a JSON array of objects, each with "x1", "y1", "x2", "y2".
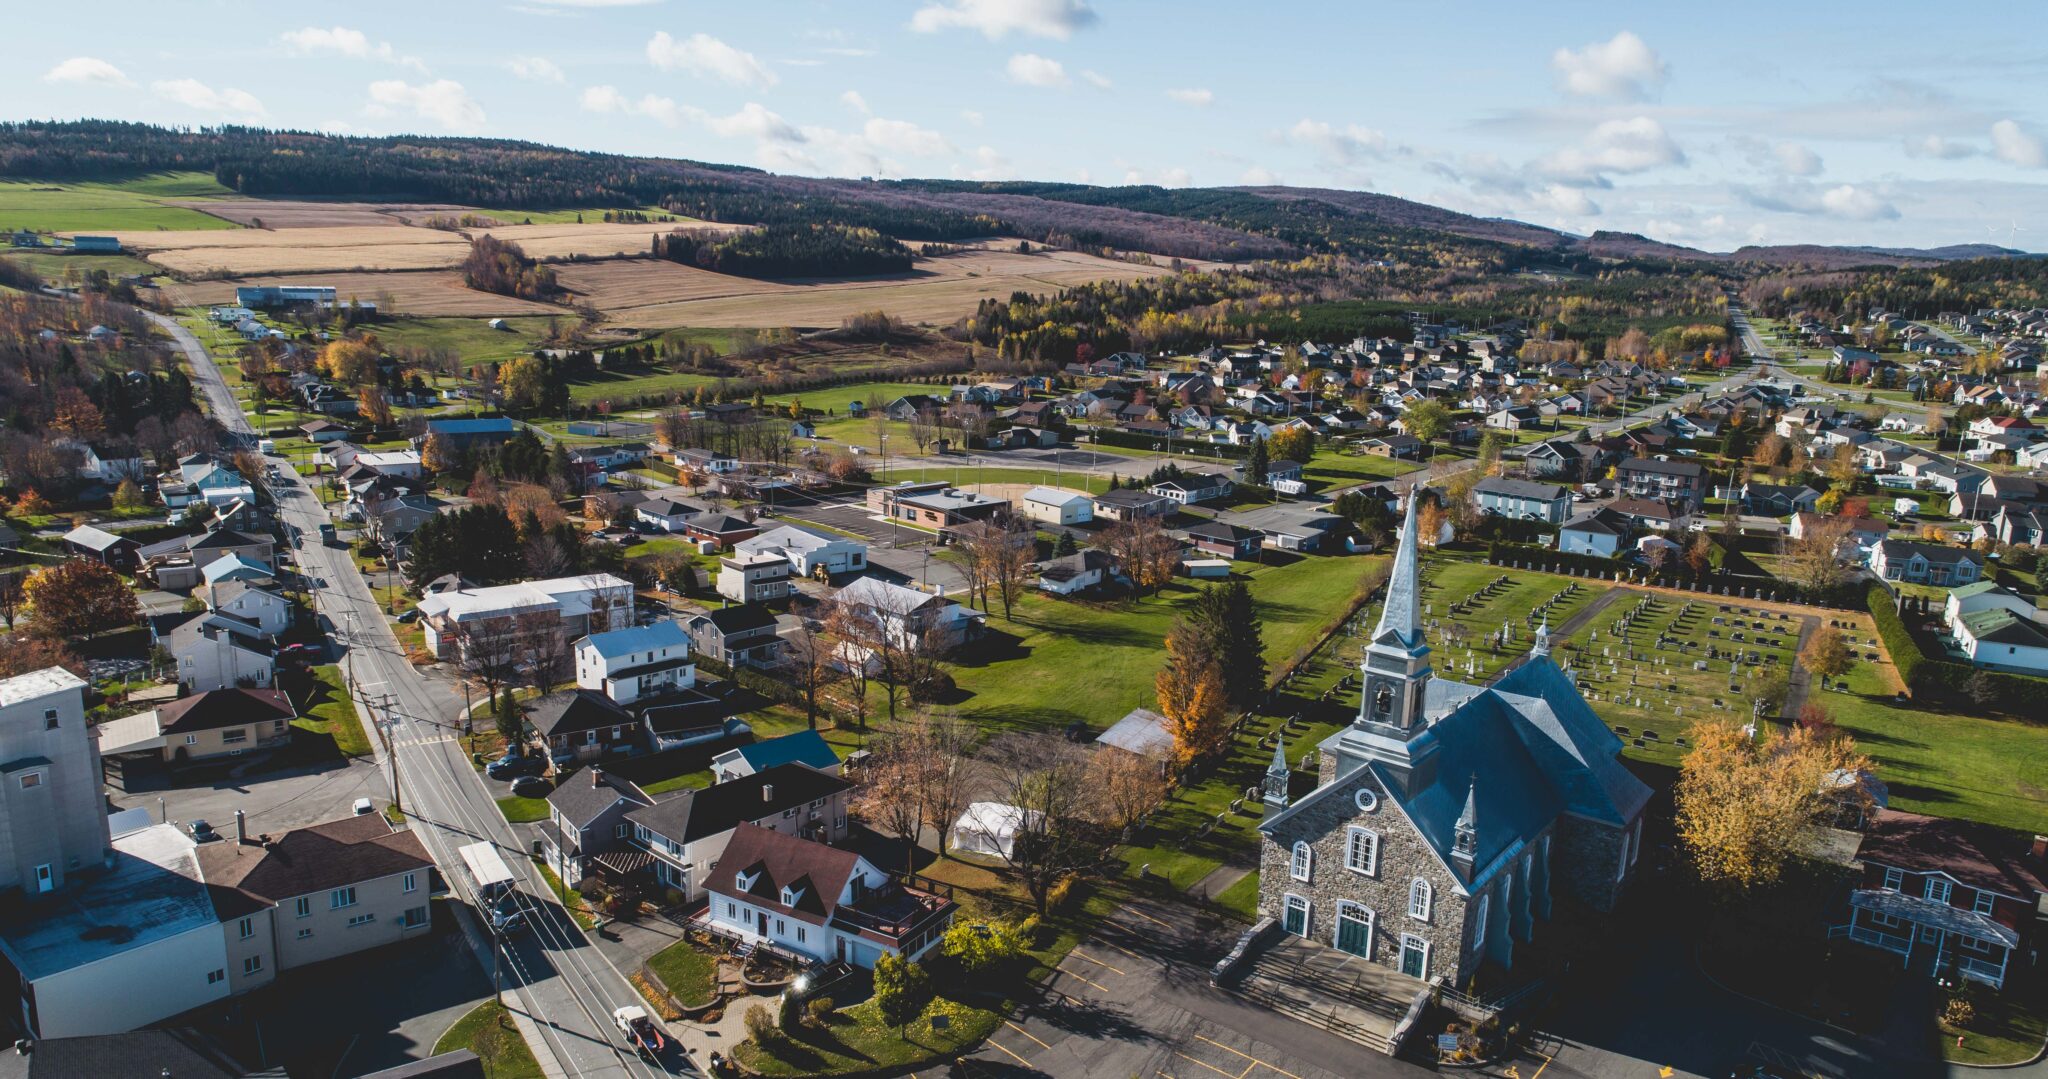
[
  {"x1": 1047, "y1": 873, "x2": 1084, "y2": 913},
  {"x1": 873, "y1": 954, "x2": 930, "y2": 1028},
  {"x1": 806, "y1": 996, "x2": 835, "y2": 1026},
  {"x1": 743, "y1": 1002, "x2": 779, "y2": 1045},
  {"x1": 1944, "y1": 994, "x2": 1976, "y2": 1031}
]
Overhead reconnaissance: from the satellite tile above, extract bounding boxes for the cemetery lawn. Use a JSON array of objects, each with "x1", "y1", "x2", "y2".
[{"x1": 1415, "y1": 557, "x2": 1612, "y2": 682}]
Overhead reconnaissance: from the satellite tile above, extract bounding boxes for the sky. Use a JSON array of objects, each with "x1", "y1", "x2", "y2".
[{"x1": 13, "y1": 0, "x2": 2048, "y2": 252}]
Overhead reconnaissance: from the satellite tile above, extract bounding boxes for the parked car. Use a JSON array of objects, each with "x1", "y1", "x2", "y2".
[
  {"x1": 486, "y1": 752, "x2": 545, "y2": 780},
  {"x1": 510, "y1": 775, "x2": 552, "y2": 799},
  {"x1": 279, "y1": 642, "x2": 322, "y2": 662},
  {"x1": 188, "y1": 819, "x2": 221, "y2": 844},
  {"x1": 396, "y1": 608, "x2": 421, "y2": 623},
  {"x1": 489, "y1": 891, "x2": 529, "y2": 934}
]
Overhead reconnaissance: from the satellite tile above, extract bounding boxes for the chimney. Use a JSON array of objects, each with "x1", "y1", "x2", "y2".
[
  {"x1": 591, "y1": 767, "x2": 604, "y2": 789},
  {"x1": 762, "y1": 783, "x2": 774, "y2": 802},
  {"x1": 2033, "y1": 835, "x2": 2047, "y2": 862},
  {"x1": 234, "y1": 809, "x2": 247, "y2": 845}
]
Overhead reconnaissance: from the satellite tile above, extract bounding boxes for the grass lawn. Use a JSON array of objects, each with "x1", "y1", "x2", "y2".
[
  {"x1": 764, "y1": 381, "x2": 936, "y2": 417},
  {"x1": 496, "y1": 795, "x2": 550, "y2": 823},
  {"x1": 944, "y1": 553, "x2": 1387, "y2": 734},
  {"x1": 432, "y1": 1000, "x2": 544, "y2": 1079},
  {"x1": 289, "y1": 664, "x2": 373, "y2": 758},
  {"x1": 644, "y1": 939, "x2": 719, "y2": 1007},
  {"x1": 874, "y1": 463, "x2": 1111, "y2": 494},
  {"x1": 1946, "y1": 983, "x2": 2048, "y2": 1065},
  {"x1": 1828, "y1": 660, "x2": 2048, "y2": 834},
  {"x1": 0, "y1": 172, "x2": 240, "y2": 233},
  {"x1": 0, "y1": 249, "x2": 163, "y2": 282},
  {"x1": 567, "y1": 367, "x2": 719, "y2": 404},
  {"x1": 1302, "y1": 448, "x2": 1423, "y2": 489},
  {"x1": 1416, "y1": 557, "x2": 1612, "y2": 683},
  {"x1": 375, "y1": 316, "x2": 560, "y2": 366},
  {"x1": 1216, "y1": 871, "x2": 1261, "y2": 922},
  {"x1": 533, "y1": 858, "x2": 595, "y2": 930},
  {"x1": 735, "y1": 995, "x2": 1003, "y2": 1077}
]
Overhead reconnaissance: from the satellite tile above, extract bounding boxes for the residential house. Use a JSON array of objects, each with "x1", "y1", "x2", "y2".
[
  {"x1": 96, "y1": 689, "x2": 295, "y2": 766},
  {"x1": 701, "y1": 823, "x2": 955, "y2": 968},
  {"x1": 1182, "y1": 520, "x2": 1263, "y2": 561},
  {"x1": 167, "y1": 615, "x2": 275, "y2": 692},
  {"x1": 736, "y1": 524, "x2": 868, "y2": 579},
  {"x1": 834, "y1": 576, "x2": 982, "y2": 651},
  {"x1": 1484, "y1": 406, "x2": 1544, "y2": 432},
  {"x1": 574, "y1": 621, "x2": 696, "y2": 705},
  {"x1": 686, "y1": 604, "x2": 784, "y2": 667},
  {"x1": 1524, "y1": 439, "x2": 1605, "y2": 481},
  {"x1": 1020, "y1": 487, "x2": 1093, "y2": 526},
  {"x1": 884, "y1": 395, "x2": 947, "y2": 422},
  {"x1": 61, "y1": 525, "x2": 139, "y2": 569},
  {"x1": 527, "y1": 689, "x2": 641, "y2": 764},
  {"x1": 684, "y1": 513, "x2": 761, "y2": 549},
  {"x1": 676, "y1": 448, "x2": 740, "y2": 475},
  {"x1": 1091, "y1": 488, "x2": 1174, "y2": 521},
  {"x1": 1869, "y1": 540, "x2": 1983, "y2": 586},
  {"x1": 1252, "y1": 508, "x2": 1346, "y2": 553},
  {"x1": 1150, "y1": 472, "x2": 1234, "y2": 506},
  {"x1": 711, "y1": 729, "x2": 840, "y2": 783},
  {"x1": 1740, "y1": 482, "x2": 1823, "y2": 517},
  {"x1": 1472, "y1": 478, "x2": 1570, "y2": 525},
  {"x1": 300, "y1": 420, "x2": 352, "y2": 443},
  {"x1": 1952, "y1": 607, "x2": 2048, "y2": 674},
  {"x1": 1036, "y1": 550, "x2": 1119, "y2": 596},
  {"x1": 542, "y1": 767, "x2": 654, "y2": 882},
  {"x1": 1360, "y1": 434, "x2": 1423, "y2": 459},
  {"x1": 1557, "y1": 508, "x2": 1628, "y2": 558},
  {"x1": 718, "y1": 552, "x2": 793, "y2": 604},
  {"x1": 1831, "y1": 810, "x2": 2047, "y2": 990},
  {"x1": 415, "y1": 574, "x2": 635, "y2": 665},
  {"x1": 636, "y1": 497, "x2": 707, "y2": 534},
  {"x1": 1789, "y1": 513, "x2": 1889, "y2": 553},
  {"x1": 1607, "y1": 497, "x2": 1688, "y2": 533},
  {"x1": 203, "y1": 581, "x2": 293, "y2": 637},
  {"x1": 626, "y1": 763, "x2": 853, "y2": 899},
  {"x1": 1615, "y1": 457, "x2": 1706, "y2": 511}
]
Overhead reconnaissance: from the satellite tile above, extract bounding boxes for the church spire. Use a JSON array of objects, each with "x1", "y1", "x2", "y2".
[
  {"x1": 1262, "y1": 731, "x2": 1291, "y2": 812},
  {"x1": 1532, "y1": 617, "x2": 1550, "y2": 658},
  {"x1": 1451, "y1": 777, "x2": 1479, "y2": 874},
  {"x1": 1372, "y1": 486, "x2": 1424, "y2": 650}
]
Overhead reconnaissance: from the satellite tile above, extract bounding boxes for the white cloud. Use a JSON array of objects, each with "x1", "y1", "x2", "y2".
[
  {"x1": 1005, "y1": 53, "x2": 1067, "y2": 87},
  {"x1": 44, "y1": 57, "x2": 130, "y2": 86},
  {"x1": 961, "y1": 145, "x2": 1012, "y2": 180},
  {"x1": 1080, "y1": 70, "x2": 1112, "y2": 90},
  {"x1": 910, "y1": 0, "x2": 1097, "y2": 40},
  {"x1": 152, "y1": 79, "x2": 266, "y2": 118},
  {"x1": 580, "y1": 85, "x2": 689, "y2": 127},
  {"x1": 1538, "y1": 116, "x2": 1685, "y2": 183},
  {"x1": 862, "y1": 118, "x2": 952, "y2": 157},
  {"x1": 1903, "y1": 134, "x2": 1975, "y2": 160},
  {"x1": 1819, "y1": 184, "x2": 1897, "y2": 219},
  {"x1": 582, "y1": 87, "x2": 803, "y2": 144},
  {"x1": 710, "y1": 103, "x2": 803, "y2": 142},
  {"x1": 507, "y1": 56, "x2": 566, "y2": 83},
  {"x1": 280, "y1": 26, "x2": 427, "y2": 72},
  {"x1": 1738, "y1": 181, "x2": 1899, "y2": 221},
  {"x1": 1160, "y1": 167, "x2": 1192, "y2": 187},
  {"x1": 1166, "y1": 87, "x2": 1213, "y2": 107},
  {"x1": 1288, "y1": 118, "x2": 1390, "y2": 162},
  {"x1": 1240, "y1": 166, "x2": 1281, "y2": 185},
  {"x1": 367, "y1": 79, "x2": 485, "y2": 132},
  {"x1": 960, "y1": 109, "x2": 984, "y2": 126},
  {"x1": 1773, "y1": 141, "x2": 1822, "y2": 177},
  {"x1": 840, "y1": 90, "x2": 870, "y2": 115},
  {"x1": 1990, "y1": 119, "x2": 2047, "y2": 168},
  {"x1": 646, "y1": 31, "x2": 776, "y2": 89},
  {"x1": 1551, "y1": 30, "x2": 1667, "y2": 101},
  {"x1": 1530, "y1": 184, "x2": 1600, "y2": 216}
]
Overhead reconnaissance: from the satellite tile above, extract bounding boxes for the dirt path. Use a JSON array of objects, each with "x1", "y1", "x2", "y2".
[{"x1": 1487, "y1": 585, "x2": 1635, "y2": 685}]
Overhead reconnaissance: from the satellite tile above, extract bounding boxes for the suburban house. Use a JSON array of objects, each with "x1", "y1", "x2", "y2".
[
  {"x1": 684, "y1": 513, "x2": 761, "y2": 549},
  {"x1": 543, "y1": 767, "x2": 654, "y2": 882},
  {"x1": 96, "y1": 689, "x2": 296, "y2": 766},
  {"x1": 415, "y1": 574, "x2": 635, "y2": 664},
  {"x1": 636, "y1": 497, "x2": 707, "y2": 534},
  {"x1": 626, "y1": 763, "x2": 854, "y2": 899},
  {"x1": 1869, "y1": 540, "x2": 1983, "y2": 587},
  {"x1": 1615, "y1": 457, "x2": 1706, "y2": 511},
  {"x1": 1472, "y1": 478, "x2": 1571, "y2": 525},
  {"x1": 686, "y1": 604, "x2": 784, "y2": 667},
  {"x1": 138, "y1": 529, "x2": 276, "y2": 592},
  {"x1": 526, "y1": 689, "x2": 641, "y2": 764},
  {"x1": 711, "y1": 729, "x2": 841, "y2": 783},
  {"x1": 415, "y1": 417, "x2": 516, "y2": 453},
  {"x1": 1150, "y1": 472, "x2": 1234, "y2": 506},
  {"x1": 574, "y1": 620, "x2": 697, "y2": 705},
  {"x1": 676, "y1": 448, "x2": 741, "y2": 475},
  {"x1": 1020, "y1": 487, "x2": 1094, "y2": 526},
  {"x1": 203, "y1": 581, "x2": 293, "y2": 638},
  {"x1": 1252, "y1": 498, "x2": 1651, "y2": 1009},
  {"x1": 167, "y1": 615, "x2": 275, "y2": 692},
  {"x1": 1740, "y1": 482, "x2": 1823, "y2": 517},
  {"x1": 1944, "y1": 581, "x2": 2038, "y2": 626},
  {"x1": 1036, "y1": 550, "x2": 1119, "y2": 595},
  {"x1": 718, "y1": 551, "x2": 794, "y2": 604},
  {"x1": 1557, "y1": 508, "x2": 1629, "y2": 557},
  {"x1": 1254, "y1": 508, "x2": 1346, "y2": 553},
  {"x1": 1091, "y1": 488, "x2": 1174, "y2": 521},
  {"x1": 834, "y1": 576, "x2": 983, "y2": 651},
  {"x1": 866, "y1": 482, "x2": 1009, "y2": 529},
  {"x1": 300, "y1": 419, "x2": 352, "y2": 443},
  {"x1": 1183, "y1": 520, "x2": 1263, "y2": 561},
  {"x1": 1361, "y1": 434, "x2": 1423, "y2": 459},
  {"x1": 736, "y1": 524, "x2": 868, "y2": 578},
  {"x1": 1790, "y1": 513, "x2": 1889, "y2": 552},
  {"x1": 700, "y1": 823, "x2": 956, "y2": 969},
  {"x1": 1951, "y1": 607, "x2": 2048, "y2": 673},
  {"x1": 1831, "y1": 810, "x2": 2047, "y2": 990},
  {"x1": 61, "y1": 525, "x2": 138, "y2": 569}
]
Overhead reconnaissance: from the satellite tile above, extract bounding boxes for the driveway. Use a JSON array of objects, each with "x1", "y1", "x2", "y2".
[{"x1": 108, "y1": 752, "x2": 383, "y2": 837}]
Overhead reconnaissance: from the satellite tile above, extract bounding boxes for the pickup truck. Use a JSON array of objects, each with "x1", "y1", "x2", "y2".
[{"x1": 318, "y1": 524, "x2": 338, "y2": 546}]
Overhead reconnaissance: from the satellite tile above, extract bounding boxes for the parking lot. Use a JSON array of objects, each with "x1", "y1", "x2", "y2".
[
  {"x1": 767, "y1": 503, "x2": 932, "y2": 549},
  {"x1": 109, "y1": 752, "x2": 384, "y2": 838}
]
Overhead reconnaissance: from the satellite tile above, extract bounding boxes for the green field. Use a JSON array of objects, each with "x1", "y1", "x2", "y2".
[
  {"x1": 567, "y1": 367, "x2": 718, "y2": 403},
  {"x1": 764, "y1": 380, "x2": 932, "y2": 416},
  {"x1": 470, "y1": 205, "x2": 700, "y2": 226},
  {"x1": 0, "y1": 172, "x2": 240, "y2": 233},
  {"x1": 373, "y1": 316, "x2": 561, "y2": 366},
  {"x1": 872, "y1": 463, "x2": 1112, "y2": 494},
  {"x1": 1301, "y1": 445, "x2": 1426, "y2": 488},
  {"x1": 0, "y1": 249, "x2": 162, "y2": 281}
]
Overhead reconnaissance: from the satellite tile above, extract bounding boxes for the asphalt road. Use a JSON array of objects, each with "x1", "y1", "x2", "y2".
[{"x1": 173, "y1": 310, "x2": 687, "y2": 1077}]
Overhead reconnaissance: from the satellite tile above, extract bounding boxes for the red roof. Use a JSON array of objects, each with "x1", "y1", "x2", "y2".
[{"x1": 1855, "y1": 809, "x2": 2048, "y2": 900}]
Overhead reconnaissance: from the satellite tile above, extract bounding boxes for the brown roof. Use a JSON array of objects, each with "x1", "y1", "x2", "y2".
[
  {"x1": 155, "y1": 689, "x2": 295, "y2": 734},
  {"x1": 197, "y1": 814, "x2": 432, "y2": 917},
  {"x1": 703, "y1": 822, "x2": 862, "y2": 927},
  {"x1": 1855, "y1": 809, "x2": 2048, "y2": 900}
]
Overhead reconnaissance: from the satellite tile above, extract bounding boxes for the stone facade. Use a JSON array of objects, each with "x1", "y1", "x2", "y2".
[{"x1": 1555, "y1": 813, "x2": 1636, "y2": 912}]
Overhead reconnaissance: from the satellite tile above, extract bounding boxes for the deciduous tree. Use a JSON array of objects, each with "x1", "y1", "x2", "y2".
[
  {"x1": 24, "y1": 558, "x2": 137, "y2": 639},
  {"x1": 1156, "y1": 618, "x2": 1228, "y2": 770},
  {"x1": 1676, "y1": 722, "x2": 1874, "y2": 896},
  {"x1": 1799, "y1": 625, "x2": 1853, "y2": 685}
]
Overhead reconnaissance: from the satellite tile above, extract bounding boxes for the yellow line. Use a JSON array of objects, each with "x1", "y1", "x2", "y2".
[
  {"x1": 1067, "y1": 949, "x2": 1127, "y2": 975},
  {"x1": 1057, "y1": 964, "x2": 1111, "y2": 993},
  {"x1": 1192, "y1": 1034, "x2": 1304, "y2": 1079},
  {"x1": 1174, "y1": 1052, "x2": 1238, "y2": 1079},
  {"x1": 984, "y1": 1039, "x2": 1032, "y2": 1068},
  {"x1": 1124, "y1": 906, "x2": 1174, "y2": 930},
  {"x1": 1095, "y1": 937, "x2": 1145, "y2": 960},
  {"x1": 1529, "y1": 1049, "x2": 1551, "y2": 1079},
  {"x1": 1005, "y1": 1020, "x2": 1051, "y2": 1051}
]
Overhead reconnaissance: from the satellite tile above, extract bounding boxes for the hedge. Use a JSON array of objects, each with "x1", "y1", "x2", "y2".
[
  {"x1": 1088, "y1": 428, "x2": 1245, "y2": 459},
  {"x1": 1864, "y1": 583, "x2": 2048, "y2": 712}
]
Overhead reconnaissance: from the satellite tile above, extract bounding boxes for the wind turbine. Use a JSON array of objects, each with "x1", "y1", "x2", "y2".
[{"x1": 2008, "y1": 221, "x2": 2028, "y2": 251}]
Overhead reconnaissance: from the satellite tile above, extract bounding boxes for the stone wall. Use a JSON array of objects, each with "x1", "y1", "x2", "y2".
[
  {"x1": 1555, "y1": 813, "x2": 1630, "y2": 912},
  {"x1": 1257, "y1": 766, "x2": 1471, "y2": 986}
]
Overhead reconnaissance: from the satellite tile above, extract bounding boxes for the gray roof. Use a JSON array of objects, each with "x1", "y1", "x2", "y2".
[
  {"x1": 1096, "y1": 708, "x2": 1174, "y2": 760},
  {"x1": 1373, "y1": 488, "x2": 1422, "y2": 649},
  {"x1": 0, "y1": 825, "x2": 216, "y2": 982},
  {"x1": 1474, "y1": 477, "x2": 1566, "y2": 502},
  {"x1": 547, "y1": 768, "x2": 652, "y2": 829}
]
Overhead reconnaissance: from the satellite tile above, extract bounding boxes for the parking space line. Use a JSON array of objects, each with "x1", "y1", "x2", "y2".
[
  {"x1": 1172, "y1": 1051, "x2": 1245, "y2": 1079},
  {"x1": 1055, "y1": 963, "x2": 1111, "y2": 993},
  {"x1": 984, "y1": 1038, "x2": 1033, "y2": 1068},
  {"x1": 1192, "y1": 1034, "x2": 1304, "y2": 1079},
  {"x1": 1067, "y1": 949, "x2": 1126, "y2": 975},
  {"x1": 1005, "y1": 1020, "x2": 1051, "y2": 1050},
  {"x1": 1093, "y1": 937, "x2": 1145, "y2": 961},
  {"x1": 1123, "y1": 906, "x2": 1174, "y2": 930}
]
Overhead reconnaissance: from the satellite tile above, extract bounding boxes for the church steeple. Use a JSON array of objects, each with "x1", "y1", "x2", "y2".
[
  {"x1": 1451, "y1": 777, "x2": 1479, "y2": 877},
  {"x1": 1532, "y1": 617, "x2": 1550, "y2": 659},
  {"x1": 1356, "y1": 487, "x2": 1432, "y2": 734},
  {"x1": 1262, "y1": 732, "x2": 1291, "y2": 812},
  {"x1": 1373, "y1": 486, "x2": 1425, "y2": 651}
]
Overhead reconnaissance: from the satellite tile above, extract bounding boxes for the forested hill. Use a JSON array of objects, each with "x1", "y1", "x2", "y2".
[{"x1": 0, "y1": 120, "x2": 2018, "y2": 270}]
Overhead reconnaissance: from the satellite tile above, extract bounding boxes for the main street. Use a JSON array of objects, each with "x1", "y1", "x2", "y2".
[{"x1": 171, "y1": 312, "x2": 684, "y2": 1077}]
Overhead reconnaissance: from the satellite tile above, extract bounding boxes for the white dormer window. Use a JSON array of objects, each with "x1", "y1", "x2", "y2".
[
  {"x1": 781, "y1": 884, "x2": 803, "y2": 906},
  {"x1": 1925, "y1": 878, "x2": 1952, "y2": 904},
  {"x1": 1882, "y1": 867, "x2": 1903, "y2": 892},
  {"x1": 736, "y1": 870, "x2": 758, "y2": 892},
  {"x1": 1289, "y1": 841, "x2": 1313, "y2": 882}
]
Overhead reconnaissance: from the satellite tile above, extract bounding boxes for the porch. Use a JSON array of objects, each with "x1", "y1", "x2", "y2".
[{"x1": 1831, "y1": 890, "x2": 2016, "y2": 990}]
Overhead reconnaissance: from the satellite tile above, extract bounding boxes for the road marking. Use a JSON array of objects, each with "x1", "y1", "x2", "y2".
[
  {"x1": 984, "y1": 1038, "x2": 1032, "y2": 1068},
  {"x1": 1004, "y1": 1019, "x2": 1051, "y2": 1050},
  {"x1": 1192, "y1": 1034, "x2": 1304, "y2": 1079},
  {"x1": 1067, "y1": 949, "x2": 1126, "y2": 975},
  {"x1": 1123, "y1": 905, "x2": 1174, "y2": 930},
  {"x1": 1529, "y1": 1048, "x2": 1551, "y2": 1079},
  {"x1": 1659, "y1": 1068, "x2": 1673, "y2": 1078},
  {"x1": 1094, "y1": 936, "x2": 1145, "y2": 960},
  {"x1": 1171, "y1": 1051, "x2": 1249, "y2": 1079},
  {"x1": 1056, "y1": 963, "x2": 1111, "y2": 993}
]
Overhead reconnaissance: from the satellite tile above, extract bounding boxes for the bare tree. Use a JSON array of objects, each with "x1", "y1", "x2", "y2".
[
  {"x1": 908, "y1": 407, "x2": 939, "y2": 455},
  {"x1": 853, "y1": 736, "x2": 926, "y2": 874},
  {"x1": 782, "y1": 606, "x2": 844, "y2": 729},
  {"x1": 0, "y1": 571, "x2": 23, "y2": 630},
  {"x1": 911, "y1": 712, "x2": 977, "y2": 860},
  {"x1": 456, "y1": 618, "x2": 526, "y2": 707},
  {"x1": 1089, "y1": 748, "x2": 1169, "y2": 837},
  {"x1": 516, "y1": 610, "x2": 570, "y2": 693},
  {"x1": 1784, "y1": 516, "x2": 1854, "y2": 597},
  {"x1": 523, "y1": 533, "x2": 573, "y2": 579},
  {"x1": 985, "y1": 519, "x2": 1034, "y2": 620},
  {"x1": 951, "y1": 522, "x2": 995, "y2": 611},
  {"x1": 824, "y1": 602, "x2": 875, "y2": 733},
  {"x1": 980, "y1": 731, "x2": 1098, "y2": 915},
  {"x1": 1101, "y1": 517, "x2": 1179, "y2": 596}
]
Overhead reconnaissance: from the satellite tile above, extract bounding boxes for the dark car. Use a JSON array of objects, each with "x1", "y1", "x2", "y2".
[
  {"x1": 486, "y1": 752, "x2": 545, "y2": 780},
  {"x1": 188, "y1": 819, "x2": 221, "y2": 843},
  {"x1": 510, "y1": 775, "x2": 552, "y2": 799},
  {"x1": 396, "y1": 608, "x2": 422, "y2": 623}
]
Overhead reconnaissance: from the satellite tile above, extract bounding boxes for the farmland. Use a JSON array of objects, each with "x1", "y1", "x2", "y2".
[
  {"x1": 164, "y1": 198, "x2": 699, "y2": 230},
  {"x1": 85, "y1": 220, "x2": 744, "y2": 275},
  {"x1": 162, "y1": 270, "x2": 566, "y2": 317},
  {"x1": 0, "y1": 171, "x2": 240, "y2": 233}
]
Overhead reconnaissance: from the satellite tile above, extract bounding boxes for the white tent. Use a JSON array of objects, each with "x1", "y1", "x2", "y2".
[{"x1": 950, "y1": 802, "x2": 1040, "y2": 860}]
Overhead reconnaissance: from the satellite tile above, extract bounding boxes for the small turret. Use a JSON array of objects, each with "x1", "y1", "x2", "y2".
[
  {"x1": 1451, "y1": 777, "x2": 1479, "y2": 877},
  {"x1": 1532, "y1": 617, "x2": 1550, "y2": 659},
  {"x1": 1262, "y1": 732, "x2": 1291, "y2": 812}
]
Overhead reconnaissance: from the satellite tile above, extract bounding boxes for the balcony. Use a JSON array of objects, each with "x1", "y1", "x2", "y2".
[{"x1": 831, "y1": 877, "x2": 957, "y2": 944}]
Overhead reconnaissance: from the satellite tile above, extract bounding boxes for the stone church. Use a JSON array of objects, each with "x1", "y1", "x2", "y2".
[{"x1": 1256, "y1": 491, "x2": 1651, "y2": 989}]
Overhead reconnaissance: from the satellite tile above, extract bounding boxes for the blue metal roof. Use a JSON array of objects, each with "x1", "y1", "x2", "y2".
[{"x1": 737, "y1": 729, "x2": 838, "y2": 772}]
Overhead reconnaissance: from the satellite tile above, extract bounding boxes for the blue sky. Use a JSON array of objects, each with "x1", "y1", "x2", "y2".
[{"x1": 15, "y1": 0, "x2": 2048, "y2": 251}]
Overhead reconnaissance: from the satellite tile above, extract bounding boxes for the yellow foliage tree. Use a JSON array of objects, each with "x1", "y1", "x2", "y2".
[
  {"x1": 500, "y1": 356, "x2": 546, "y2": 412},
  {"x1": 319, "y1": 336, "x2": 381, "y2": 384},
  {"x1": 1675, "y1": 722, "x2": 1874, "y2": 896},
  {"x1": 1156, "y1": 619, "x2": 1228, "y2": 771}
]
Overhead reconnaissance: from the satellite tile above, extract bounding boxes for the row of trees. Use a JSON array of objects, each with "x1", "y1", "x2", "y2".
[
  {"x1": 651, "y1": 223, "x2": 913, "y2": 279},
  {"x1": 462, "y1": 235, "x2": 558, "y2": 302}
]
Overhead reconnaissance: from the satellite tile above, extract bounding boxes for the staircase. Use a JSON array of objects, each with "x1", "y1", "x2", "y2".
[{"x1": 1223, "y1": 944, "x2": 1425, "y2": 1055}]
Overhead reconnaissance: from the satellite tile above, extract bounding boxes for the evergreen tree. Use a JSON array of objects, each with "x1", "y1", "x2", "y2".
[
  {"x1": 1244, "y1": 435, "x2": 1269, "y2": 487},
  {"x1": 1054, "y1": 531, "x2": 1078, "y2": 557},
  {"x1": 1191, "y1": 581, "x2": 1266, "y2": 711}
]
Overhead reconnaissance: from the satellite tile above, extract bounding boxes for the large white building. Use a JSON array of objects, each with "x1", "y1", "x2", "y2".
[
  {"x1": 575, "y1": 620, "x2": 697, "y2": 705},
  {"x1": 735, "y1": 524, "x2": 868, "y2": 578},
  {"x1": 417, "y1": 573, "x2": 634, "y2": 663},
  {"x1": 0, "y1": 669, "x2": 111, "y2": 895}
]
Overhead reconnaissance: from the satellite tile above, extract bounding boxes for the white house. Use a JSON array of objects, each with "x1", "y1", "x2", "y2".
[
  {"x1": 203, "y1": 581, "x2": 293, "y2": 638},
  {"x1": 417, "y1": 574, "x2": 634, "y2": 662},
  {"x1": 735, "y1": 524, "x2": 868, "y2": 578},
  {"x1": 1557, "y1": 508, "x2": 1626, "y2": 558},
  {"x1": 717, "y1": 551, "x2": 792, "y2": 604},
  {"x1": 352, "y1": 451, "x2": 423, "y2": 479},
  {"x1": 834, "y1": 576, "x2": 982, "y2": 651},
  {"x1": 574, "y1": 620, "x2": 696, "y2": 705},
  {"x1": 1953, "y1": 607, "x2": 2048, "y2": 674},
  {"x1": 166, "y1": 615, "x2": 275, "y2": 692},
  {"x1": 636, "y1": 497, "x2": 703, "y2": 534},
  {"x1": 1036, "y1": 550, "x2": 1118, "y2": 595},
  {"x1": 1020, "y1": 487, "x2": 1094, "y2": 526},
  {"x1": 701, "y1": 823, "x2": 955, "y2": 969}
]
